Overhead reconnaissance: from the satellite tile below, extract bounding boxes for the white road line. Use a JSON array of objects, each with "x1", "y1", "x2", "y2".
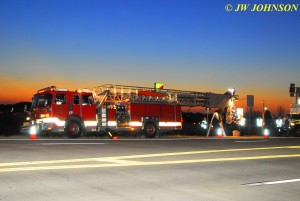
[
  {"x1": 0, "y1": 138, "x2": 177, "y2": 141},
  {"x1": 243, "y1": 178, "x2": 300, "y2": 186},
  {"x1": 39, "y1": 143, "x2": 106, "y2": 145},
  {"x1": 235, "y1": 140, "x2": 268, "y2": 143}
]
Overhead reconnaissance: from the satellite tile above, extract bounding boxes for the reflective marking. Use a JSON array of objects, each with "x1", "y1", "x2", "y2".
[
  {"x1": 108, "y1": 121, "x2": 117, "y2": 126},
  {"x1": 39, "y1": 143, "x2": 106, "y2": 145},
  {"x1": 243, "y1": 178, "x2": 300, "y2": 186},
  {"x1": 130, "y1": 121, "x2": 142, "y2": 127},
  {"x1": 39, "y1": 117, "x2": 65, "y2": 126},
  {"x1": 84, "y1": 121, "x2": 97, "y2": 127},
  {"x1": 0, "y1": 145, "x2": 300, "y2": 172},
  {"x1": 130, "y1": 121, "x2": 181, "y2": 127},
  {"x1": 0, "y1": 154, "x2": 300, "y2": 172},
  {"x1": 235, "y1": 140, "x2": 268, "y2": 143},
  {"x1": 159, "y1": 122, "x2": 181, "y2": 127}
]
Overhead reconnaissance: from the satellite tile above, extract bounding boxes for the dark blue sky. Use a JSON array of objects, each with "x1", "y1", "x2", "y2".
[{"x1": 1, "y1": 0, "x2": 299, "y2": 112}]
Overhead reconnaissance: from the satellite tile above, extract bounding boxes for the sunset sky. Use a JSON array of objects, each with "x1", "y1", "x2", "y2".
[{"x1": 1, "y1": 0, "x2": 299, "y2": 113}]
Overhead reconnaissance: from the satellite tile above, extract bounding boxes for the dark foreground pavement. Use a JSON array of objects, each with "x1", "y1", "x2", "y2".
[{"x1": 0, "y1": 136, "x2": 300, "y2": 201}]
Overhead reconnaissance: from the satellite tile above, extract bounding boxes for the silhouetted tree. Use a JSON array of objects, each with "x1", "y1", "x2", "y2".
[{"x1": 277, "y1": 105, "x2": 286, "y2": 117}]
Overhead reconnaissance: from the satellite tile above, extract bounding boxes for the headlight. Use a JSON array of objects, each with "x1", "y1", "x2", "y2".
[
  {"x1": 40, "y1": 114, "x2": 50, "y2": 118},
  {"x1": 263, "y1": 128, "x2": 269, "y2": 136},
  {"x1": 291, "y1": 122, "x2": 295, "y2": 127},
  {"x1": 29, "y1": 126, "x2": 37, "y2": 135},
  {"x1": 239, "y1": 118, "x2": 246, "y2": 126}
]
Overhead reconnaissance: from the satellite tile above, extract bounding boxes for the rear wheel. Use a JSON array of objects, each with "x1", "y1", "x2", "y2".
[
  {"x1": 66, "y1": 120, "x2": 83, "y2": 138},
  {"x1": 143, "y1": 121, "x2": 158, "y2": 138}
]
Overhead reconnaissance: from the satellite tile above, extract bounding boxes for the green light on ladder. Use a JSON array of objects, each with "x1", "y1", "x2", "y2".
[{"x1": 154, "y1": 82, "x2": 164, "y2": 91}]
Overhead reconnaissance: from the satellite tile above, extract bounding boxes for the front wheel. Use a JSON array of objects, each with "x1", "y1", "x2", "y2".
[
  {"x1": 143, "y1": 121, "x2": 158, "y2": 138},
  {"x1": 65, "y1": 120, "x2": 83, "y2": 138}
]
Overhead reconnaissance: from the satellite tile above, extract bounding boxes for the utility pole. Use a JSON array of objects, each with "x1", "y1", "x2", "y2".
[
  {"x1": 262, "y1": 100, "x2": 265, "y2": 125},
  {"x1": 247, "y1": 95, "x2": 254, "y2": 135}
]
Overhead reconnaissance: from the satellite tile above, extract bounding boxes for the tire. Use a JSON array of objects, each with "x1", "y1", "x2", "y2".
[
  {"x1": 65, "y1": 120, "x2": 83, "y2": 138},
  {"x1": 143, "y1": 121, "x2": 158, "y2": 138}
]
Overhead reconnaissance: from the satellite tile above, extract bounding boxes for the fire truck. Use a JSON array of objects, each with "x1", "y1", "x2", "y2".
[
  {"x1": 25, "y1": 83, "x2": 235, "y2": 138},
  {"x1": 289, "y1": 83, "x2": 300, "y2": 136},
  {"x1": 290, "y1": 104, "x2": 300, "y2": 136}
]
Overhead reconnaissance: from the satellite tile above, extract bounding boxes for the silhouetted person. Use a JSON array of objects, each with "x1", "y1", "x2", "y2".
[
  {"x1": 282, "y1": 114, "x2": 290, "y2": 136},
  {"x1": 264, "y1": 110, "x2": 272, "y2": 130},
  {"x1": 211, "y1": 111, "x2": 222, "y2": 135}
]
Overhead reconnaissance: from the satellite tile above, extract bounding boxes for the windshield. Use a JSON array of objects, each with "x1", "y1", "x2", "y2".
[{"x1": 31, "y1": 94, "x2": 53, "y2": 109}]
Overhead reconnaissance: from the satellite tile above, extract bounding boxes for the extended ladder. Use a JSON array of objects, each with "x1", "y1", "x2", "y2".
[{"x1": 91, "y1": 84, "x2": 233, "y2": 108}]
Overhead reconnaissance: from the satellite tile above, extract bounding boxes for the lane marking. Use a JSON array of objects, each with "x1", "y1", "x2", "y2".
[
  {"x1": 39, "y1": 143, "x2": 106, "y2": 145},
  {"x1": 1, "y1": 154, "x2": 300, "y2": 172},
  {"x1": 0, "y1": 139, "x2": 111, "y2": 141},
  {"x1": 1, "y1": 143, "x2": 300, "y2": 173},
  {"x1": 1, "y1": 145, "x2": 300, "y2": 168},
  {"x1": 243, "y1": 178, "x2": 300, "y2": 186},
  {"x1": 1, "y1": 137, "x2": 299, "y2": 141},
  {"x1": 235, "y1": 140, "x2": 268, "y2": 143},
  {"x1": 0, "y1": 145, "x2": 297, "y2": 166},
  {"x1": 0, "y1": 138, "x2": 177, "y2": 141}
]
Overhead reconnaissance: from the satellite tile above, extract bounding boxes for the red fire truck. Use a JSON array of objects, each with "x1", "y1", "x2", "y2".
[{"x1": 26, "y1": 83, "x2": 234, "y2": 138}]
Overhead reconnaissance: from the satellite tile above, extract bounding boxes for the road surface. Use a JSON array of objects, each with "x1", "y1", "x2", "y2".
[{"x1": 0, "y1": 136, "x2": 299, "y2": 201}]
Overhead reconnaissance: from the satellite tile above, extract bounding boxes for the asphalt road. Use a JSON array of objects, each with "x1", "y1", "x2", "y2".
[{"x1": 0, "y1": 136, "x2": 300, "y2": 201}]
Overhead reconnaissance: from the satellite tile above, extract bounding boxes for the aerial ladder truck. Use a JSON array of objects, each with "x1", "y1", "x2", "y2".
[
  {"x1": 289, "y1": 83, "x2": 300, "y2": 136},
  {"x1": 25, "y1": 83, "x2": 236, "y2": 138}
]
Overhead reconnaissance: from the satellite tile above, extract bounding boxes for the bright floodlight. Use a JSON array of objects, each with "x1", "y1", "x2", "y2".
[{"x1": 30, "y1": 126, "x2": 37, "y2": 135}]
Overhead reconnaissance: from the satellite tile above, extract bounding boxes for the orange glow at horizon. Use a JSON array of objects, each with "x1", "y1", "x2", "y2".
[
  {"x1": 0, "y1": 75, "x2": 92, "y2": 105},
  {"x1": 0, "y1": 77, "x2": 34, "y2": 104},
  {"x1": 1, "y1": 77, "x2": 293, "y2": 115}
]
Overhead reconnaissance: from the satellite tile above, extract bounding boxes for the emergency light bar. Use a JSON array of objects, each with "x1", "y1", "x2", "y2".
[
  {"x1": 76, "y1": 88, "x2": 91, "y2": 93},
  {"x1": 38, "y1": 86, "x2": 56, "y2": 93},
  {"x1": 38, "y1": 86, "x2": 68, "y2": 93}
]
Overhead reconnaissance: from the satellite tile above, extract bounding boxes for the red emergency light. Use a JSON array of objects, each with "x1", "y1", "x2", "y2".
[{"x1": 38, "y1": 86, "x2": 56, "y2": 93}]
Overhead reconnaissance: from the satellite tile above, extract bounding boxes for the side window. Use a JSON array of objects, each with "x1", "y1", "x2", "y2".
[
  {"x1": 82, "y1": 95, "x2": 93, "y2": 106},
  {"x1": 73, "y1": 94, "x2": 79, "y2": 105},
  {"x1": 55, "y1": 94, "x2": 66, "y2": 105}
]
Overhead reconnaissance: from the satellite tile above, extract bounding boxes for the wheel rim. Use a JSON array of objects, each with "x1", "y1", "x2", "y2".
[
  {"x1": 69, "y1": 123, "x2": 79, "y2": 135},
  {"x1": 146, "y1": 124, "x2": 155, "y2": 135}
]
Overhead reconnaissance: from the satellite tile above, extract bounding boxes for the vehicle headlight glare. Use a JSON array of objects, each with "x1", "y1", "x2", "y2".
[
  {"x1": 264, "y1": 128, "x2": 269, "y2": 136},
  {"x1": 30, "y1": 126, "x2": 37, "y2": 135}
]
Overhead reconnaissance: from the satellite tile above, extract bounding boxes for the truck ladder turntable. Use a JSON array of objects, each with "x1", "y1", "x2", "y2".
[{"x1": 91, "y1": 84, "x2": 234, "y2": 108}]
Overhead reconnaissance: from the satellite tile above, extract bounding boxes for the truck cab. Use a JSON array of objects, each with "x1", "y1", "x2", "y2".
[{"x1": 29, "y1": 86, "x2": 97, "y2": 138}]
